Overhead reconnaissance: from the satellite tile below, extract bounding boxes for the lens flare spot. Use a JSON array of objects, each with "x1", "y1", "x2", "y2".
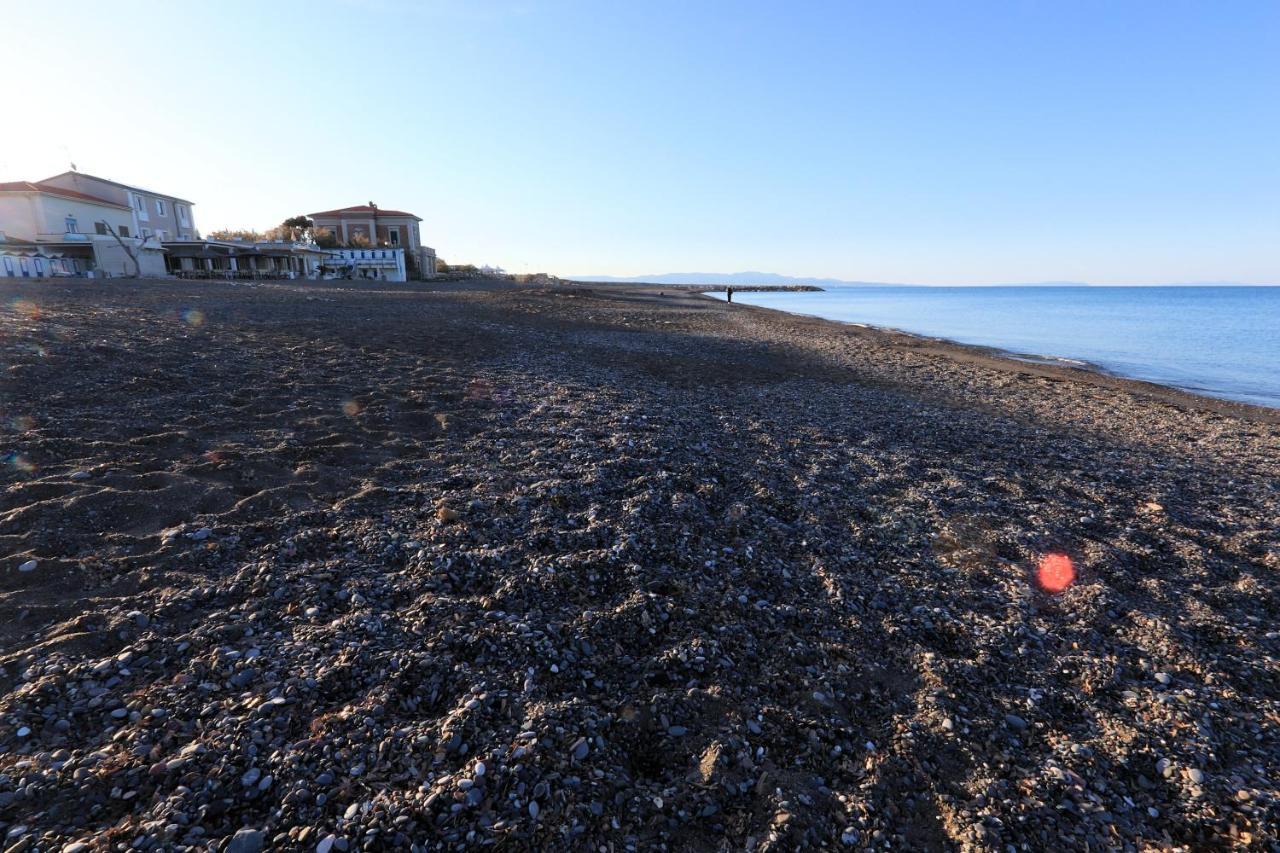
[
  {"x1": 10, "y1": 299, "x2": 40, "y2": 319},
  {"x1": 5, "y1": 453, "x2": 35, "y2": 473},
  {"x1": 1037, "y1": 553, "x2": 1076, "y2": 593},
  {"x1": 342, "y1": 400, "x2": 362, "y2": 417},
  {"x1": 183, "y1": 309, "x2": 205, "y2": 327}
]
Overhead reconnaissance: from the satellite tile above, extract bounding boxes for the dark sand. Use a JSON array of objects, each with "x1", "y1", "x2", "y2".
[{"x1": 1, "y1": 278, "x2": 1277, "y2": 850}]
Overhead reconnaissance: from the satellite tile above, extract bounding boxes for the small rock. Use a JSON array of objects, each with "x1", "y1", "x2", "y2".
[
  {"x1": 1188, "y1": 768, "x2": 1205, "y2": 785},
  {"x1": 16, "y1": 726, "x2": 31, "y2": 738},
  {"x1": 188, "y1": 527, "x2": 212, "y2": 540},
  {"x1": 315, "y1": 835, "x2": 337, "y2": 853},
  {"x1": 570, "y1": 737, "x2": 589, "y2": 760},
  {"x1": 1154, "y1": 672, "x2": 1171, "y2": 685},
  {"x1": 1004, "y1": 714, "x2": 1028, "y2": 731},
  {"x1": 18, "y1": 559, "x2": 38, "y2": 573}
]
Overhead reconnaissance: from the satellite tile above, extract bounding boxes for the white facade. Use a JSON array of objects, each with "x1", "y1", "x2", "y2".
[
  {"x1": 0, "y1": 184, "x2": 166, "y2": 277},
  {"x1": 40, "y1": 172, "x2": 198, "y2": 242},
  {"x1": 321, "y1": 247, "x2": 407, "y2": 282}
]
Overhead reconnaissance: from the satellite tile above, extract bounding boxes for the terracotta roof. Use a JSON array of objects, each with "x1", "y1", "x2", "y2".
[
  {"x1": 309, "y1": 205, "x2": 421, "y2": 220},
  {"x1": 0, "y1": 180, "x2": 131, "y2": 209},
  {"x1": 39, "y1": 171, "x2": 195, "y2": 205}
]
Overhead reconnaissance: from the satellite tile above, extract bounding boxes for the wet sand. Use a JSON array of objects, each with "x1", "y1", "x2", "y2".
[{"x1": 1, "y1": 278, "x2": 1277, "y2": 850}]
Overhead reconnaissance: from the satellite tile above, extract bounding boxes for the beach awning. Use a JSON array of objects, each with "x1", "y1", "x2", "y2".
[{"x1": 164, "y1": 246, "x2": 223, "y2": 259}]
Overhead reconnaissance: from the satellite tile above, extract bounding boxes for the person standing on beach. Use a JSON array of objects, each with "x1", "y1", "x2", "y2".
[{"x1": 726, "y1": 286, "x2": 734, "y2": 303}]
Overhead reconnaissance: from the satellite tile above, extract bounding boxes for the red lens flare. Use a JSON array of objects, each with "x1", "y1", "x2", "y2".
[{"x1": 1037, "y1": 553, "x2": 1076, "y2": 593}]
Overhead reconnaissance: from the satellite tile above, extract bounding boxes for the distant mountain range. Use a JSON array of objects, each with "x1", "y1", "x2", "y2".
[{"x1": 566, "y1": 272, "x2": 1269, "y2": 287}]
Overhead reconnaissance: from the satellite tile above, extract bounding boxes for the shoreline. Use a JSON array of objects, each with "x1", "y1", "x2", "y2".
[
  {"x1": 698, "y1": 289, "x2": 1280, "y2": 419},
  {"x1": 2, "y1": 278, "x2": 1277, "y2": 849}
]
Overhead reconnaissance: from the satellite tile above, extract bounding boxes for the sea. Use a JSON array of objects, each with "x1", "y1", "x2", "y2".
[{"x1": 710, "y1": 286, "x2": 1280, "y2": 408}]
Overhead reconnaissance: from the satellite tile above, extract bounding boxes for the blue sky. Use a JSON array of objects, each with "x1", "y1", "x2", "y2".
[{"x1": 3, "y1": 0, "x2": 1276, "y2": 283}]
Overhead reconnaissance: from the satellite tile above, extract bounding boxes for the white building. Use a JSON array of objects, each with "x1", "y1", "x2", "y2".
[
  {"x1": 0, "y1": 181, "x2": 166, "y2": 277},
  {"x1": 320, "y1": 247, "x2": 407, "y2": 282},
  {"x1": 39, "y1": 171, "x2": 198, "y2": 242}
]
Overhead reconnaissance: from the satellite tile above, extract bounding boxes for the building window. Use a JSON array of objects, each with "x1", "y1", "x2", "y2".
[
  {"x1": 388, "y1": 227, "x2": 400, "y2": 246},
  {"x1": 65, "y1": 216, "x2": 78, "y2": 234},
  {"x1": 95, "y1": 222, "x2": 107, "y2": 235},
  {"x1": 178, "y1": 205, "x2": 188, "y2": 224},
  {"x1": 3, "y1": 257, "x2": 12, "y2": 276},
  {"x1": 35, "y1": 258, "x2": 45, "y2": 275},
  {"x1": 156, "y1": 199, "x2": 166, "y2": 216},
  {"x1": 119, "y1": 225, "x2": 130, "y2": 237},
  {"x1": 142, "y1": 228, "x2": 152, "y2": 239}
]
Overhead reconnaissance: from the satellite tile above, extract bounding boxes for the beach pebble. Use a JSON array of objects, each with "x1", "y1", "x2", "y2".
[
  {"x1": 188, "y1": 527, "x2": 212, "y2": 540},
  {"x1": 226, "y1": 829, "x2": 264, "y2": 853},
  {"x1": 1004, "y1": 713, "x2": 1028, "y2": 731},
  {"x1": 1154, "y1": 672, "x2": 1172, "y2": 685},
  {"x1": 18, "y1": 559, "x2": 38, "y2": 573},
  {"x1": 1188, "y1": 768, "x2": 1205, "y2": 785}
]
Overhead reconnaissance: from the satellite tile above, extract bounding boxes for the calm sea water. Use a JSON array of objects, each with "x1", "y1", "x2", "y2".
[{"x1": 713, "y1": 286, "x2": 1280, "y2": 408}]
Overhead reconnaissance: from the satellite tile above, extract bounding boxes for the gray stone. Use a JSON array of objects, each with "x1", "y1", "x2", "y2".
[
  {"x1": 1004, "y1": 714, "x2": 1028, "y2": 731},
  {"x1": 226, "y1": 829, "x2": 265, "y2": 853}
]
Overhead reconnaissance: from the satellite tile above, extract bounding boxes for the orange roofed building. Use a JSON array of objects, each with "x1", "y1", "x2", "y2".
[{"x1": 308, "y1": 203, "x2": 436, "y2": 278}]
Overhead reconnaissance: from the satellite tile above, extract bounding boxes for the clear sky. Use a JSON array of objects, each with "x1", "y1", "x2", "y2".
[{"x1": 2, "y1": 0, "x2": 1277, "y2": 283}]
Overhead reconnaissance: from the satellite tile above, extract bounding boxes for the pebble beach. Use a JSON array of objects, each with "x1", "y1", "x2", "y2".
[{"x1": 1, "y1": 278, "x2": 1277, "y2": 851}]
